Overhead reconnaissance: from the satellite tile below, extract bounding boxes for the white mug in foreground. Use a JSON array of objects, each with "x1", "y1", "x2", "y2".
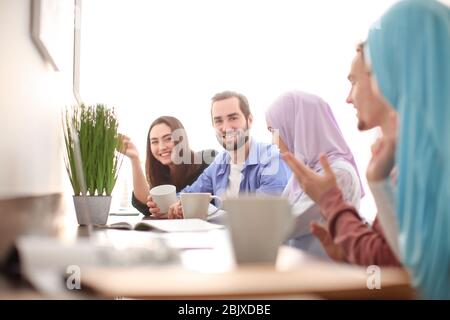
[
  {"x1": 180, "y1": 193, "x2": 221, "y2": 220},
  {"x1": 149, "y1": 184, "x2": 178, "y2": 214},
  {"x1": 223, "y1": 196, "x2": 293, "y2": 265}
]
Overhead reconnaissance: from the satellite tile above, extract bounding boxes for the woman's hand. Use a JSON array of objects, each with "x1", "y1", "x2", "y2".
[
  {"x1": 118, "y1": 134, "x2": 140, "y2": 160},
  {"x1": 282, "y1": 153, "x2": 337, "y2": 203},
  {"x1": 310, "y1": 221, "x2": 346, "y2": 262},
  {"x1": 366, "y1": 111, "x2": 397, "y2": 182},
  {"x1": 146, "y1": 195, "x2": 167, "y2": 219},
  {"x1": 366, "y1": 135, "x2": 396, "y2": 182}
]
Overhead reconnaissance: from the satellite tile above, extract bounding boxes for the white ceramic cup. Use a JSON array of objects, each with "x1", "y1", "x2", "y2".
[
  {"x1": 149, "y1": 184, "x2": 178, "y2": 214},
  {"x1": 223, "y1": 196, "x2": 293, "y2": 265},
  {"x1": 180, "y1": 193, "x2": 221, "y2": 220}
]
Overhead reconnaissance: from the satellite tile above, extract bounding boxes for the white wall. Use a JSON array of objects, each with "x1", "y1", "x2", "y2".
[{"x1": 0, "y1": 0, "x2": 74, "y2": 199}]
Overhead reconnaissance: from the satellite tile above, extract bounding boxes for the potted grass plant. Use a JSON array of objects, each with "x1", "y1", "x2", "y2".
[{"x1": 63, "y1": 103, "x2": 123, "y2": 225}]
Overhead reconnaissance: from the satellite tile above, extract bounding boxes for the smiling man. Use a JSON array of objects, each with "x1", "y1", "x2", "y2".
[{"x1": 147, "y1": 91, "x2": 291, "y2": 218}]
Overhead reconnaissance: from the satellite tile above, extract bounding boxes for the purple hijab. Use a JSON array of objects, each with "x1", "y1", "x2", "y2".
[{"x1": 265, "y1": 91, "x2": 364, "y2": 203}]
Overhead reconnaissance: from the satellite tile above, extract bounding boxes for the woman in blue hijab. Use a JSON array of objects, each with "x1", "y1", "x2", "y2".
[{"x1": 366, "y1": 0, "x2": 450, "y2": 299}]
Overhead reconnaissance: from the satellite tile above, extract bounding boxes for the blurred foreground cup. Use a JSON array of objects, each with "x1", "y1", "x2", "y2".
[{"x1": 223, "y1": 196, "x2": 293, "y2": 265}]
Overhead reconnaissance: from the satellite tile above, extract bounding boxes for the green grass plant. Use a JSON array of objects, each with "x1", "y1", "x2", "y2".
[{"x1": 63, "y1": 104, "x2": 123, "y2": 196}]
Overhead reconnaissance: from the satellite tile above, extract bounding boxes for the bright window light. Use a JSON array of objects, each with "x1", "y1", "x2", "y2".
[{"x1": 80, "y1": 0, "x2": 398, "y2": 220}]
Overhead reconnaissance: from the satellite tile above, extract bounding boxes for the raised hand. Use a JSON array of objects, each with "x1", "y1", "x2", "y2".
[
  {"x1": 282, "y1": 153, "x2": 337, "y2": 203},
  {"x1": 366, "y1": 111, "x2": 397, "y2": 182},
  {"x1": 366, "y1": 135, "x2": 396, "y2": 182},
  {"x1": 118, "y1": 133, "x2": 140, "y2": 160}
]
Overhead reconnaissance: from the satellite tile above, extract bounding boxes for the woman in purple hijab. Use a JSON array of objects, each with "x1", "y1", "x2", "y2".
[{"x1": 266, "y1": 91, "x2": 364, "y2": 258}]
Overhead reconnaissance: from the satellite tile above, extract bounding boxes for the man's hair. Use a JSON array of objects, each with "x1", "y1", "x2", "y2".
[
  {"x1": 356, "y1": 42, "x2": 365, "y2": 61},
  {"x1": 356, "y1": 41, "x2": 373, "y2": 74},
  {"x1": 211, "y1": 91, "x2": 251, "y2": 120}
]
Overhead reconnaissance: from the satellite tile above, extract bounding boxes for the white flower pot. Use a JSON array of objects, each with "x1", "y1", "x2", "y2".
[{"x1": 73, "y1": 196, "x2": 111, "y2": 225}]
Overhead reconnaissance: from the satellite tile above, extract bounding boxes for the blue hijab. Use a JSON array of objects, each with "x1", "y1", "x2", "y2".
[{"x1": 367, "y1": 0, "x2": 450, "y2": 299}]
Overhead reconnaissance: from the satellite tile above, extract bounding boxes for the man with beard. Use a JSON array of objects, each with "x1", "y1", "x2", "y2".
[{"x1": 147, "y1": 91, "x2": 291, "y2": 219}]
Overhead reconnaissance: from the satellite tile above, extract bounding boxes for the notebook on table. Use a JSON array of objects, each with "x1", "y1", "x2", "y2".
[{"x1": 104, "y1": 218, "x2": 225, "y2": 233}]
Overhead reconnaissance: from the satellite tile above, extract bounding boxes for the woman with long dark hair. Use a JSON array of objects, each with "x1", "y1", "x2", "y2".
[{"x1": 120, "y1": 116, "x2": 216, "y2": 215}]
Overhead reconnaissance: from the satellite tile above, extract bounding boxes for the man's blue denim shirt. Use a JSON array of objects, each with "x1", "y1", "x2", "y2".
[{"x1": 180, "y1": 139, "x2": 291, "y2": 206}]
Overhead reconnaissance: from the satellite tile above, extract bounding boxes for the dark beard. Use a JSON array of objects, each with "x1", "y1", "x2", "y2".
[
  {"x1": 357, "y1": 120, "x2": 367, "y2": 131},
  {"x1": 220, "y1": 122, "x2": 250, "y2": 151},
  {"x1": 222, "y1": 134, "x2": 249, "y2": 151}
]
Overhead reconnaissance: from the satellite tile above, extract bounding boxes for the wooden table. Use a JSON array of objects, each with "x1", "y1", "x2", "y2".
[
  {"x1": 0, "y1": 208, "x2": 415, "y2": 300},
  {"x1": 79, "y1": 224, "x2": 415, "y2": 300}
]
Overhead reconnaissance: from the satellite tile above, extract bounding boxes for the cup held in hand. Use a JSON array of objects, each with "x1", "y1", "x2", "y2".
[
  {"x1": 149, "y1": 185, "x2": 177, "y2": 214},
  {"x1": 223, "y1": 196, "x2": 293, "y2": 265},
  {"x1": 180, "y1": 193, "x2": 221, "y2": 220}
]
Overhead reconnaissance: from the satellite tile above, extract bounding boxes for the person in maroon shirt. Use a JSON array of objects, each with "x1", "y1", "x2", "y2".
[{"x1": 283, "y1": 43, "x2": 401, "y2": 267}]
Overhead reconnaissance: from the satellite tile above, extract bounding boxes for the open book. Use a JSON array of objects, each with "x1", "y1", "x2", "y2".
[{"x1": 105, "y1": 218, "x2": 225, "y2": 233}]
